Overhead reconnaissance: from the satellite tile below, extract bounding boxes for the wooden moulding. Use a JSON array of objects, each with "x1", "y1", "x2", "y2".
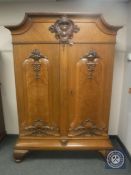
[
  {"x1": 13, "y1": 136, "x2": 113, "y2": 162},
  {"x1": 5, "y1": 13, "x2": 123, "y2": 45},
  {"x1": 5, "y1": 12, "x2": 122, "y2": 34},
  {"x1": 15, "y1": 137, "x2": 113, "y2": 150}
]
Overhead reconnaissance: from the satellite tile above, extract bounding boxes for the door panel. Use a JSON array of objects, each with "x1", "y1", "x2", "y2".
[
  {"x1": 14, "y1": 44, "x2": 60, "y2": 137},
  {"x1": 67, "y1": 44, "x2": 114, "y2": 137}
]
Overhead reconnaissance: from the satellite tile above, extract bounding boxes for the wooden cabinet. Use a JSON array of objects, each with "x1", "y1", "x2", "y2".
[
  {"x1": 0, "y1": 85, "x2": 6, "y2": 141},
  {"x1": 6, "y1": 13, "x2": 122, "y2": 162}
]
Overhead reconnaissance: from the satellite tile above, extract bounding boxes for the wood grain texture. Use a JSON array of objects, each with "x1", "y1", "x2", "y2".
[
  {"x1": 5, "y1": 13, "x2": 122, "y2": 161},
  {"x1": 15, "y1": 137, "x2": 113, "y2": 150}
]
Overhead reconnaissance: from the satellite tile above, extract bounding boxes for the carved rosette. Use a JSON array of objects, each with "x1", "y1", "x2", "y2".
[
  {"x1": 49, "y1": 16, "x2": 80, "y2": 45},
  {"x1": 68, "y1": 119, "x2": 107, "y2": 137},
  {"x1": 81, "y1": 51, "x2": 100, "y2": 79},
  {"x1": 21, "y1": 119, "x2": 60, "y2": 137},
  {"x1": 28, "y1": 49, "x2": 48, "y2": 79}
]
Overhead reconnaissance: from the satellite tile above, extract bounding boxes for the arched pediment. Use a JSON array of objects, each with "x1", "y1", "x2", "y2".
[{"x1": 5, "y1": 13, "x2": 122, "y2": 44}]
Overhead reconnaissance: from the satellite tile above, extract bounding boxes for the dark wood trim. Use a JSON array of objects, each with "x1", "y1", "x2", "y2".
[{"x1": 110, "y1": 135, "x2": 131, "y2": 162}]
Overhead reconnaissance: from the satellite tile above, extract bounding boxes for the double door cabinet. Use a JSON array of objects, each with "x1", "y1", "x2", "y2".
[{"x1": 6, "y1": 13, "x2": 122, "y2": 162}]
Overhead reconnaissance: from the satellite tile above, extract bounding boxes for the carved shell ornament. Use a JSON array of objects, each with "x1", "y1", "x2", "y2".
[{"x1": 49, "y1": 16, "x2": 80, "y2": 45}]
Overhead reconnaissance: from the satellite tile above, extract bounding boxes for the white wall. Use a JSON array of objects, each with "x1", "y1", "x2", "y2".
[
  {"x1": 118, "y1": 1, "x2": 131, "y2": 154},
  {"x1": 0, "y1": 1, "x2": 127, "y2": 135}
]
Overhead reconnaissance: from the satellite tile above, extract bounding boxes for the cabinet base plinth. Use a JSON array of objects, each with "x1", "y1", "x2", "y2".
[
  {"x1": 15, "y1": 137, "x2": 113, "y2": 150},
  {"x1": 14, "y1": 137, "x2": 113, "y2": 161}
]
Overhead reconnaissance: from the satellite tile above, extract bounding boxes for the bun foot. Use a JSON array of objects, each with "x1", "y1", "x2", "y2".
[{"x1": 14, "y1": 149, "x2": 29, "y2": 163}]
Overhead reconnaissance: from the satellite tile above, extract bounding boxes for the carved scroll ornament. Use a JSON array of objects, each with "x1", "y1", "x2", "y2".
[
  {"x1": 68, "y1": 119, "x2": 107, "y2": 137},
  {"x1": 49, "y1": 16, "x2": 80, "y2": 45},
  {"x1": 81, "y1": 50, "x2": 100, "y2": 79},
  {"x1": 28, "y1": 49, "x2": 48, "y2": 79},
  {"x1": 21, "y1": 119, "x2": 60, "y2": 137}
]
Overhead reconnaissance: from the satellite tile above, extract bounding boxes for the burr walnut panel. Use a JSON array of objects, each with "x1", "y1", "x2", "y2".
[{"x1": 6, "y1": 13, "x2": 122, "y2": 162}]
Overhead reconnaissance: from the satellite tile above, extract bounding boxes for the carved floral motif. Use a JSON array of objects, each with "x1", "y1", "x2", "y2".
[
  {"x1": 28, "y1": 49, "x2": 48, "y2": 79},
  {"x1": 21, "y1": 119, "x2": 60, "y2": 137},
  {"x1": 68, "y1": 119, "x2": 107, "y2": 137},
  {"x1": 81, "y1": 50, "x2": 100, "y2": 79},
  {"x1": 49, "y1": 16, "x2": 80, "y2": 45}
]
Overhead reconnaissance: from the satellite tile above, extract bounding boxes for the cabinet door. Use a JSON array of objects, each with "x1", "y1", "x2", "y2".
[
  {"x1": 67, "y1": 44, "x2": 114, "y2": 137},
  {"x1": 14, "y1": 44, "x2": 60, "y2": 137}
]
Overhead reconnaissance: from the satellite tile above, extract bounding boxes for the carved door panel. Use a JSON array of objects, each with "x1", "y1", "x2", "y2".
[
  {"x1": 14, "y1": 44, "x2": 60, "y2": 137},
  {"x1": 67, "y1": 44, "x2": 115, "y2": 137}
]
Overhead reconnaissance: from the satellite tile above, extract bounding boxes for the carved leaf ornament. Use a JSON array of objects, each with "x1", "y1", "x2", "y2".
[
  {"x1": 81, "y1": 50, "x2": 100, "y2": 79},
  {"x1": 49, "y1": 16, "x2": 80, "y2": 45},
  {"x1": 22, "y1": 119, "x2": 60, "y2": 137},
  {"x1": 68, "y1": 119, "x2": 107, "y2": 137},
  {"x1": 28, "y1": 49, "x2": 48, "y2": 79}
]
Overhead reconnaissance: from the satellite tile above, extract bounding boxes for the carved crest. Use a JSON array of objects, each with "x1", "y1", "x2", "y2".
[
  {"x1": 21, "y1": 119, "x2": 60, "y2": 137},
  {"x1": 81, "y1": 50, "x2": 100, "y2": 79},
  {"x1": 68, "y1": 119, "x2": 107, "y2": 137},
  {"x1": 28, "y1": 49, "x2": 48, "y2": 79},
  {"x1": 49, "y1": 16, "x2": 80, "y2": 45}
]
